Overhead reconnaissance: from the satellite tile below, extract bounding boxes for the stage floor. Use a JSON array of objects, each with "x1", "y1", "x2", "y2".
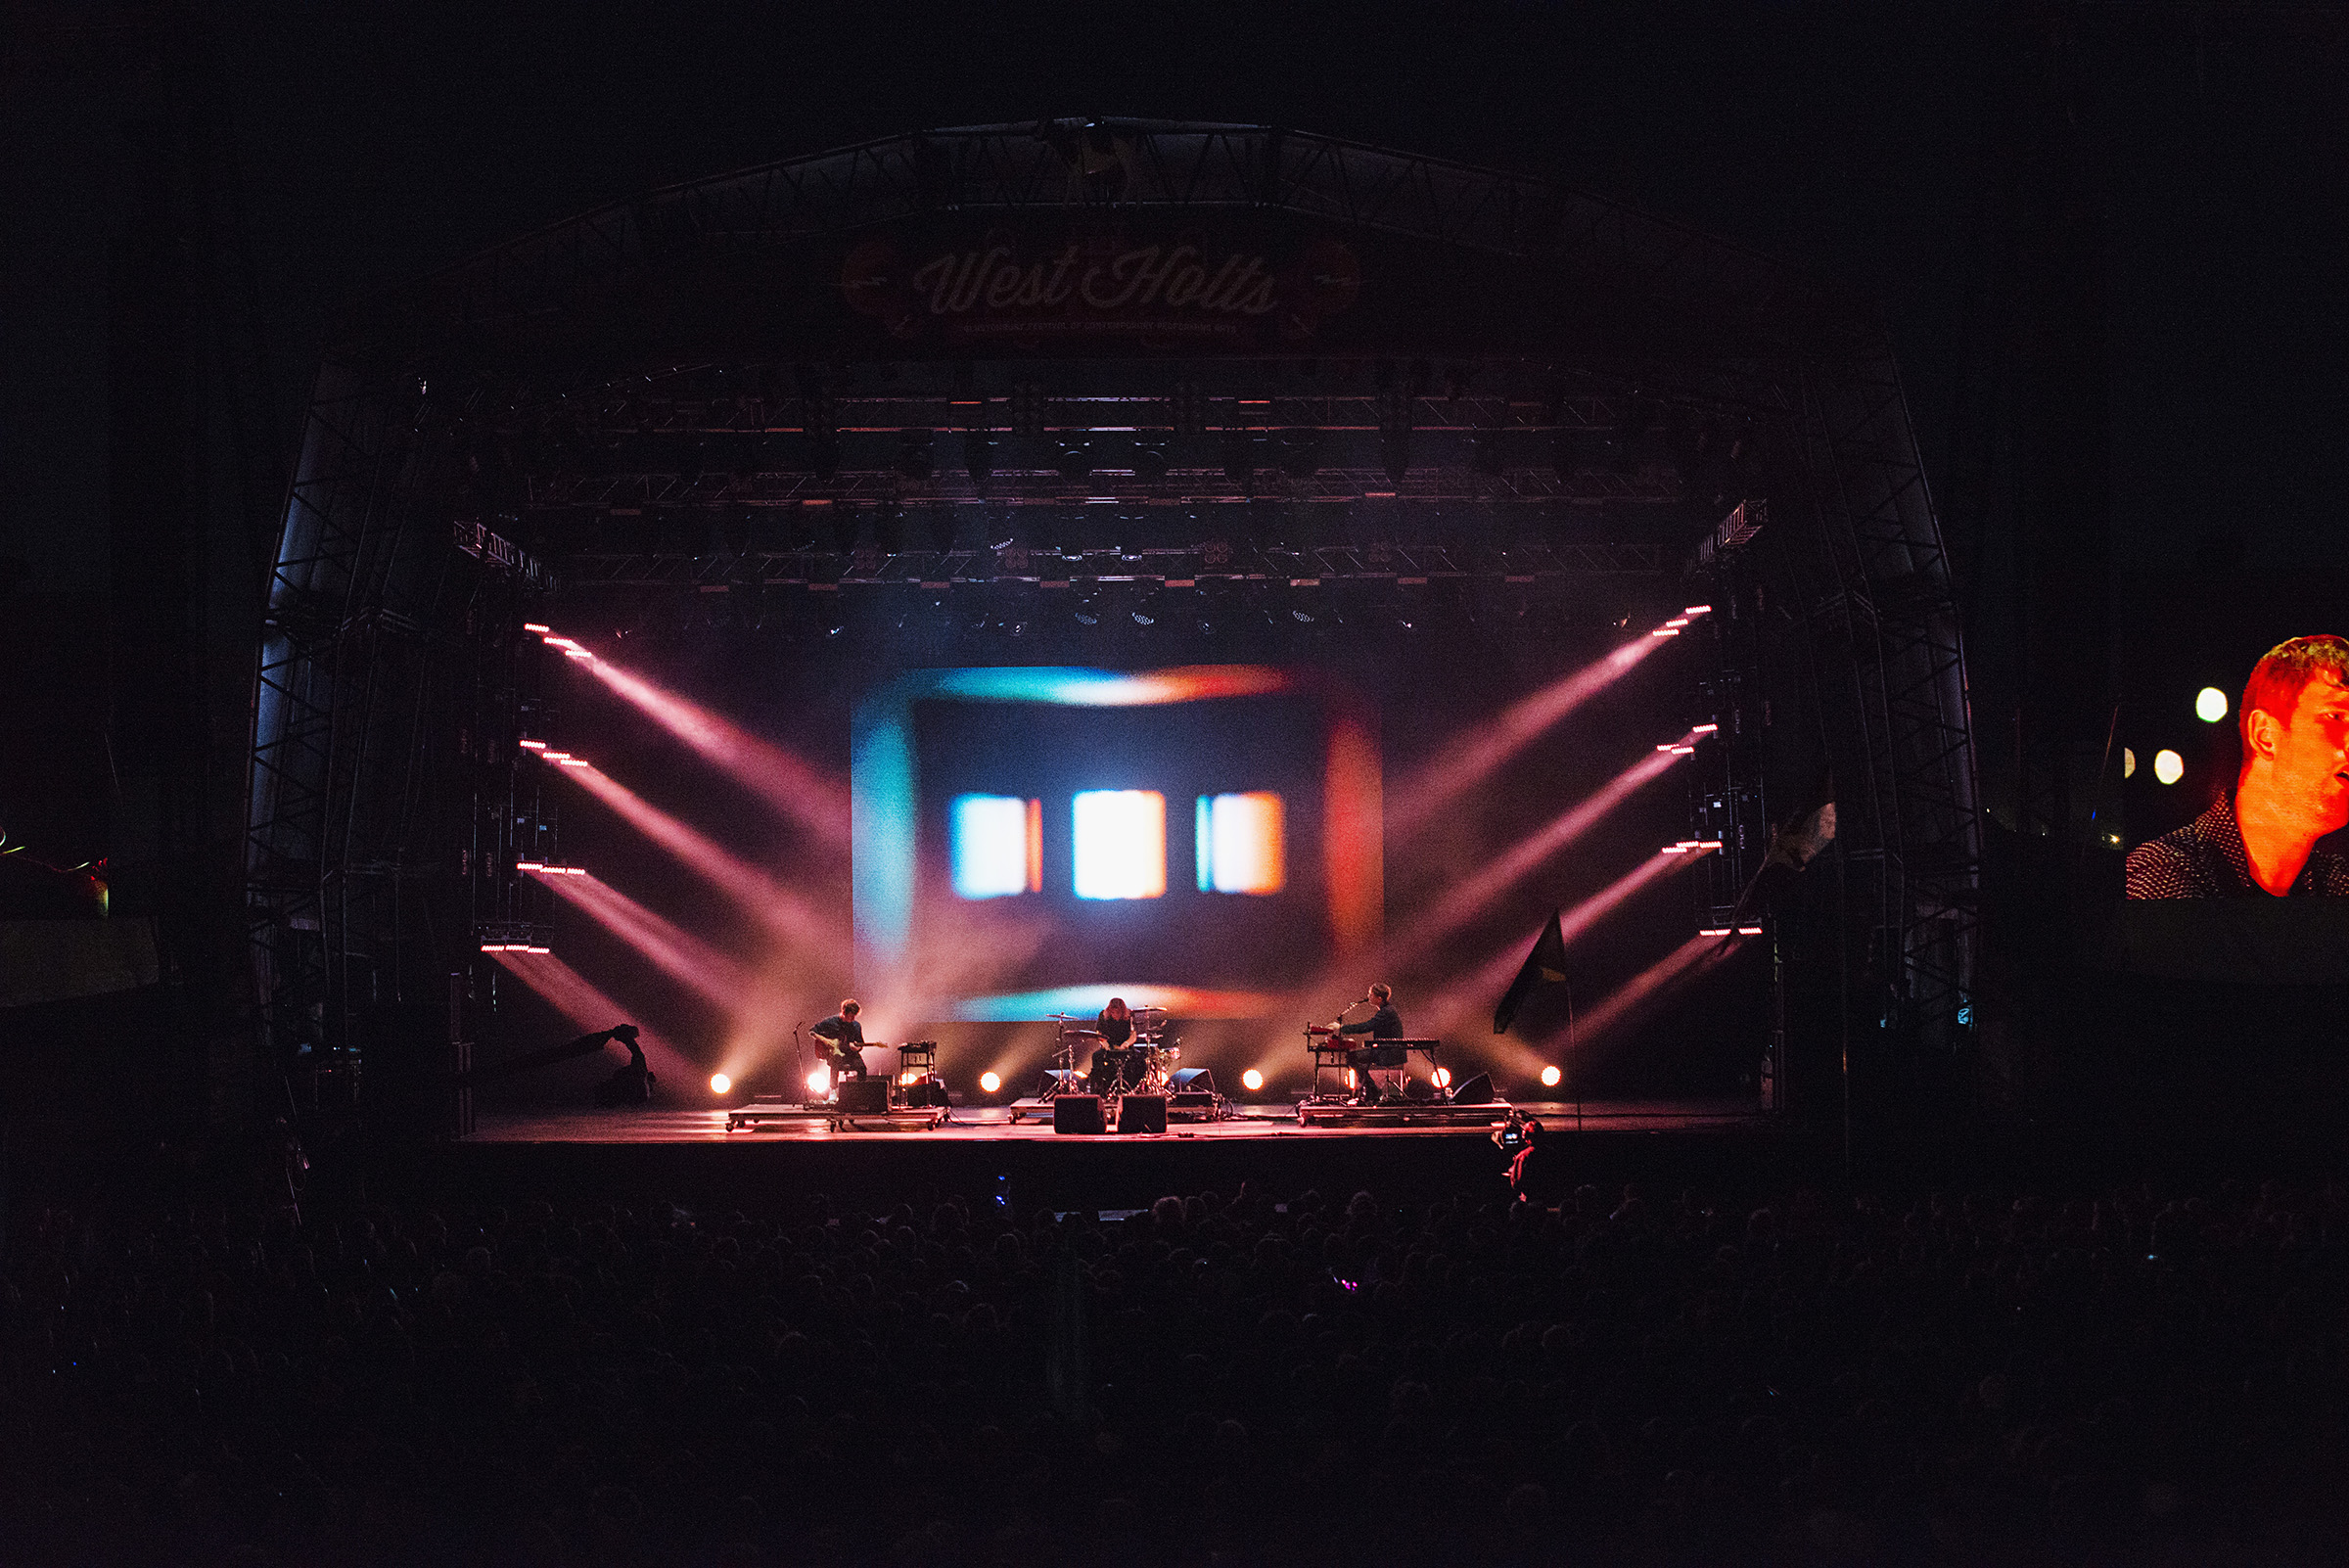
[{"x1": 467, "y1": 1098, "x2": 1767, "y2": 1144}]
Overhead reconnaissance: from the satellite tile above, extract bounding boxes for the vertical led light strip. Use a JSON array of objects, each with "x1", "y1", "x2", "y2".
[{"x1": 1072, "y1": 790, "x2": 1167, "y2": 899}]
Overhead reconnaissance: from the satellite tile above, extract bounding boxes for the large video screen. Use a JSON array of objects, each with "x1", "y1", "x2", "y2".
[
  {"x1": 2108, "y1": 627, "x2": 2349, "y2": 982},
  {"x1": 851, "y1": 667, "x2": 1381, "y2": 1022}
]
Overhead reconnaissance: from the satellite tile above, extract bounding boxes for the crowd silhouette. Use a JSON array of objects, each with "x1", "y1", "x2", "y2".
[{"x1": 3, "y1": 1158, "x2": 2346, "y2": 1564}]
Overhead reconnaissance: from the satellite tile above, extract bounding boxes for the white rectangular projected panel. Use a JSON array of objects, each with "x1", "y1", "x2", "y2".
[{"x1": 1072, "y1": 790, "x2": 1167, "y2": 900}]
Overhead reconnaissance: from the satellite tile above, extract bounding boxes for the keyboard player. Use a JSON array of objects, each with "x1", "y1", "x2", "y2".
[{"x1": 1333, "y1": 983, "x2": 1405, "y2": 1104}]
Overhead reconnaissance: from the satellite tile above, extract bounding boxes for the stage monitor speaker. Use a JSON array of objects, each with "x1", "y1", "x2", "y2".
[
  {"x1": 837, "y1": 1077, "x2": 892, "y2": 1114},
  {"x1": 1054, "y1": 1094, "x2": 1105, "y2": 1134},
  {"x1": 1120, "y1": 1094, "x2": 1168, "y2": 1134},
  {"x1": 1449, "y1": 1072, "x2": 1495, "y2": 1105},
  {"x1": 1169, "y1": 1067, "x2": 1216, "y2": 1093},
  {"x1": 1170, "y1": 1092, "x2": 1216, "y2": 1113}
]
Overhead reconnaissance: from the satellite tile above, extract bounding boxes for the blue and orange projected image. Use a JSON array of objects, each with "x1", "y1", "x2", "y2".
[{"x1": 852, "y1": 667, "x2": 1380, "y2": 1021}]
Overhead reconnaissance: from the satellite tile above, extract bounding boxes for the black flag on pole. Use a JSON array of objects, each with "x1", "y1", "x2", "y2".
[{"x1": 1495, "y1": 909, "x2": 1570, "y2": 1034}]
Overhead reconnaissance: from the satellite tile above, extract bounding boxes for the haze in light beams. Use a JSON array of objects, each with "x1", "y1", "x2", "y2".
[
  {"x1": 531, "y1": 869, "x2": 749, "y2": 1010},
  {"x1": 490, "y1": 950, "x2": 695, "y2": 1082},
  {"x1": 1538, "y1": 931, "x2": 1728, "y2": 1051},
  {"x1": 1389, "y1": 635, "x2": 1660, "y2": 834},
  {"x1": 1387, "y1": 745, "x2": 1687, "y2": 964},
  {"x1": 554, "y1": 762, "x2": 831, "y2": 949},
  {"x1": 580, "y1": 655, "x2": 851, "y2": 850}
]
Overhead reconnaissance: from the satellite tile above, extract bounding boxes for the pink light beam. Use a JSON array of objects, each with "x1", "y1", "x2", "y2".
[
  {"x1": 578, "y1": 655, "x2": 851, "y2": 851},
  {"x1": 1388, "y1": 744, "x2": 1690, "y2": 963},
  {"x1": 490, "y1": 949, "x2": 695, "y2": 1083},
  {"x1": 531, "y1": 870, "x2": 751, "y2": 1010},
  {"x1": 553, "y1": 762, "x2": 833, "y2": 949},
  {"x1": 1390, "y1": 634, "x2": 1662, "y2": 834}
]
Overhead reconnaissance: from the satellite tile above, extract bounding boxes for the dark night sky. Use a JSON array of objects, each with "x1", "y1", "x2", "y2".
[{"x1": 3, "y1": 0, "x2": 2344, "y2": 588}]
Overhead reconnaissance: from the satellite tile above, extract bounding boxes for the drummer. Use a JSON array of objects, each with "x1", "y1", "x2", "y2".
[{"x1": 1087, "y1": 996, "x2": 1139, "y2": 1095}]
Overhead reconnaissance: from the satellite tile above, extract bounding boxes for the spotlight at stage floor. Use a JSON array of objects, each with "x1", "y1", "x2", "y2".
[
  {"x1": 806, "y1": 1065, "x2": 832, "y2": 1097},
  {"x1": 2196, "y1": 686, "x2": 2228, "y2": 723},
  {"x1": 1241, "y1": 1068, "x2": 1265, "y2": 1092},
  {"x1": 710, "y1": 1073, "x2": 732, "y2": 1095},
  {"x1": 979, "y1": 1071, "x2": 1002, "y2": 1094},
  {"x1": 2153, "y1": 749, "x2": 2185, "y2": 785},
  {"x1": 1433, "y1": 1066, "x2": 1451, "y2": 1089},
  {"x1": 1540, "y1": 1065, "x2": 1562, "y2": 1088}
]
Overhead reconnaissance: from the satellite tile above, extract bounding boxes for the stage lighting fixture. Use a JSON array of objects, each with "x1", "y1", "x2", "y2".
[
  {"x1": 1683, "y1": 605, "x2": 1712, "y2": 616},
  {"x1": 710, "y1": 1073, "x2": 732, "y2": 1095},
  {"x1": 2153, "y1": 749, "x2": 2185, "y2": 785},
  {"x1": 519, "y1": 738, "x2": 547, "y2": 751},
  {"x1": 1665, "y1": 618, "x2": 1689, "y2": 628},
  {"x1": 523, "y1": 622, "x2": 550, "y2": 633},
  {"x1": 980, "y1": 1071, "x2": 1002, "y2": 1094},
  {"x1": 1540, "y1": 1065, "x2": 1563, "y2": 1087},
  {"x1": 806, "y1": 1065, "x2": 832, "y2": 1096},
  {"x1": 1433, "y1": 1067, "x2": 1451, "y2": 1089},
  {"x1": 565, "y1": 649, "x2": 595, "y2": 662},
  {"x1": 516, "y1": 860, "x2": 544, "y2": 871},
  {"x1": 1699, "y1": 927, "x2": 1730, "y2": 937},
  {"x1": 1241, "y1": 1068, "x2": 1265, "y2": 1092},
  {"x1": 558, "y1": 758, "x2": 591, "y2": 768},
  {"x1": 1649, "y1": 627, "x2": 1679, "y2": 638},
  {"x1": 2195, "y1": 687, "x2": 2229, "y2": 722},
  {"x1": 1736, "y1": 925, "x2": 1763, "y2": 936},
  {"x1": 2124, "y1": 748, "x2": 2137, "y2": 778},
  {"x1": 1691, "y1": 723, "x2": 1718, "y2": 734}
]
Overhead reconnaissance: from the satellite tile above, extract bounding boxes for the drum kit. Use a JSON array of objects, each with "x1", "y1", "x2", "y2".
[{"x1": 1048, "y1": 1006, "x2": 1176, "y2": 1115}]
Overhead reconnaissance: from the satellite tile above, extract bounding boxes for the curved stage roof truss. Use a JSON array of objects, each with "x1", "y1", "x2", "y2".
[{"x1": 248, "y1": 123, "x2": 1980, "y2": 1102}]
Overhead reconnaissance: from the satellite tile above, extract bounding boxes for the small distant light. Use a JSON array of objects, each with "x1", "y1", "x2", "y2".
[
  {"x1": 1241, "y1": 1068, "x2": 1265, "y2": 1092},
  {"x1": 1650, "y1": 627, "x2": 1680, "y2": 637},
  {"x1": 1670, "y1": 745, "x2": 1696, "y2": 755},
  {"x1": 524, "y1": 945, "x2": 550, "y2": 954},
  {"x1": 540, "y1": 750, "x2": 571, "y2": 761},
  {"x1": 518, "y1": 738, "x2": 547, "y2": 750},
  {"x1": 523, "y1": 623, "x2": 551, "y2": 634},
  {"x1": 559, "y1": 758, "x2": 591, "y2": 768},
  {"x1": 710, "y1": 1073, "x2": 732, "y2": 1095},
  {"x1": 516, "y1": 860, "x2": 544, "y2": 871},
  {"x1": 1690, "y1": 723, "x2": 1718, "y2": 734},
  {"x1": 478, "y1": 943, "x2": 503, "y2": 952},
  {"x1": 1540, "y1": 1065, "x2": 1563, "y2": 1087},
  {"x1": 806, "y1": 1066, "x2": 831, "y2": 1096},
  {"x1": 1697, "y1": 840, "x2": 1722, "y2": 850},
  {"x1": 1699, "y1": 927, "x2": 1730, "y2": 937},
  {"x1": 979, "y1": 1071, "x2": 1002, "y2": 1094},
  {"x1": 2123, "y1": 748, "x2": 2137, "y2": 779},
  {"x1": 1662, "y1": 845, "x2": 1688, "y2": 854},
  {"x1": 564, "y1": 649, "x2": 594, "y2": 661},
  {"x1": 1657, "y1": 743, "x2": 1679, "y2": 752},
  {"x1": 899, "y1": 1070, "x2": 920, "y2": 1086},
  {"x1": 2195, "y1": 687, "x2": 2229, "y2": 723},
  {"x1": 1665, "y1": 618, "x2": 1689, "y2": 628},
  {"x1": 1682, "y1": 606, "x2": 1711, "y2": 616},
  {"x1": 2153, "y1": 749, "x2": 2185, "y2": 786},
  {"x1": 542, "y1": 636, "x2": 579, "y2": 649},
  {"x1": 1736, "y1": 925, "x2": 1763, "y2": 936}
]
